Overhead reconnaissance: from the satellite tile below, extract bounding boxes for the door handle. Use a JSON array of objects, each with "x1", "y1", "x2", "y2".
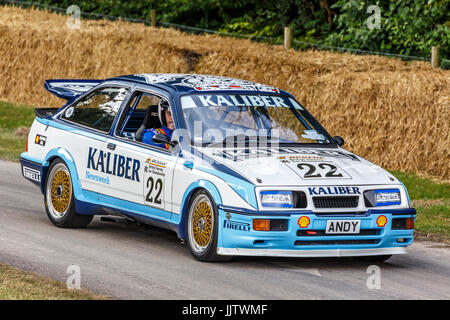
[
  {"x1": 183, "y1": 161, "x2": 194, "y2": 170},
  {"x1": 107, "y1": 143, "x2": 116, "y2": 151}
]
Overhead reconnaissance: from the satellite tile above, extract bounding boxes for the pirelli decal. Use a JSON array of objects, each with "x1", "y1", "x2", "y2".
[{"x1": 23, "y1": 166, "x2": 41, "y2": 182}]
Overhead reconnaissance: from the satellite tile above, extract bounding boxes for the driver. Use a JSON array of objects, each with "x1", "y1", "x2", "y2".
[{"x1": 142, "y1": 98, "x2": 174, "y2": 150}]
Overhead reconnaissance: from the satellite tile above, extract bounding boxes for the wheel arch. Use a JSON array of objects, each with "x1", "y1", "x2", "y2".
[
  {"x1": 177, "y1": 179, "x2": 222, "y2": 240},
  {"x1": 43, "y1": 148, "x2": 82, "y2": 199}
]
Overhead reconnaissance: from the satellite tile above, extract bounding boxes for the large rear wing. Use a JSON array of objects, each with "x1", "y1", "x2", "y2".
[{"x1": 44, "y1": 79, "x2": 103, "y2": 100}]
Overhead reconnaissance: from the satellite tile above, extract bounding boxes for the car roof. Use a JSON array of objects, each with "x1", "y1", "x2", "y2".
[{"x1": 108, "y1": 73, "x2": 284, "y2": 95}]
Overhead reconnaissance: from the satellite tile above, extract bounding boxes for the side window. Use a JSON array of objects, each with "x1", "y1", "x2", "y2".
[
  {"x1": 62, "y1": 87, "x2": 129, "y2": 133},
  {"x1": 119, "y1": 92, "x2": 164, "y2": 141}
]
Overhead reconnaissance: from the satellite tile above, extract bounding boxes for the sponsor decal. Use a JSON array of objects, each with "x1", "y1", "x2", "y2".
[
  {"x1": 176, "y1": 75, "x2": 278, "y2": 92},
  {"x1": 85, "y1": 170, "x2": 110, "y2": 185},
  {"x1": 87, "y1": 147, "x2": 140, "y2": 182},
  {"x1": 145, "y1": 157, "x2": 167, "y2": 168},
  {"x1": 134, "y1": 74, "x2": 279, "y2": 92},
  {"x1": 223, "y1": 220, "x2": 250, "y2": 232},
  {"x1": 65, "y1": 107, "x2": 74, "y2": 118},
  {"x1": 279, "y1": 155, "x2": 325, "y2": 162},
  {"x1": 190, "y1": 94, "x2": 293, "y2": 108},
  {"x1": 308, "y1": 186, "x2": 361, "y2": 196},
  {"x1": 213, "y1": 148, "x2": 360, "y2": 162},
  {"x1": 143, "y1": 156, "x2": 169, "y2": 209},
  {"x1": 35, "y1": 134, "x2": 47, "y2": 146},
  {"x1": 144, "y1": 156, "x2": 167, "y2": 178},
  {"x1": 23, "y1": 167, "x2": 41, "y2": 182}
]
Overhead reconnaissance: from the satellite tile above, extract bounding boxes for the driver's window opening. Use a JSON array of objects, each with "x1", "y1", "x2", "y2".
[
  {"x1": 119, "y1": 92, "x2": 162, "y2": 141},
  {"x1": 120, "y1": 92, "x2": 174, "y2": 151}
]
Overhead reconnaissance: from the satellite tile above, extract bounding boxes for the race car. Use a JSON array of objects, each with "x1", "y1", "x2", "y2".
[{"x1": 20, "y1": 73, "x2": 416, "y2": 262}]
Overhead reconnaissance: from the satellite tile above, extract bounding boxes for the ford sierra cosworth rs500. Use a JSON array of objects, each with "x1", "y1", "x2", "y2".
[{"x1": 20, "y1": 73, "x2": 416, "y2": 262}]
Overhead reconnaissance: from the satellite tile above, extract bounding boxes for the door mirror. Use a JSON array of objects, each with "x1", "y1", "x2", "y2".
[
  {"x1": 333, "y1": 136, "x2": 344, "y2": 146},
  {"x1": 152, "y1": 132, "x2": 177, "y2": 147}
]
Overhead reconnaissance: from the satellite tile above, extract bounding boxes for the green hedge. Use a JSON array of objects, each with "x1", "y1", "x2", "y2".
[{"x1": 325, "y1": 0, "x2": 449, "y2": 59}]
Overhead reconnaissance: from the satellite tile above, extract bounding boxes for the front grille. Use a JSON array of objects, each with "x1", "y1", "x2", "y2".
[
  {"x1": 313, "y1": 196, "x2": 359, "y2": 209},
  {"x1": 295, "y1": 239, "x2": 380, "y2": 246},
  {"x1": 293, "y1": 191, "x2": 307, "y2": 208}
]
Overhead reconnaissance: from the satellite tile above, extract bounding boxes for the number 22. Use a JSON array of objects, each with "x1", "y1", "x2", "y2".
[
  {"x1": 297, "y1": 163, "x2": 343, "y2": 178},
  {"x1": 146, "y1": 176, "x2": 163, "y2": 205}
]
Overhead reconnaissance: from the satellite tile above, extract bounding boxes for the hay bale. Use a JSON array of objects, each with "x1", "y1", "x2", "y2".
[{"x1": 0, "y1": 6, "x2": 448, "y2": 180}]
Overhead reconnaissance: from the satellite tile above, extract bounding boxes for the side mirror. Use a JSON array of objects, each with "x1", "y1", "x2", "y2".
[
  {"x1": 333, "y1": 136, "x2": 344, "y2": 146},
  {"x1": 152, "y1": 132, "x2": 177, "y2": 147}
]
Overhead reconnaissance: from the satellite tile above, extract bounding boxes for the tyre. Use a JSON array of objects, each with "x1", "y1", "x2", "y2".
[
  {"x1": 186, "y1": 189, "x2": 230, "y2": 262},
  {"x1": 44, "y1": 159, "x2": 92, "y2": 228},
  {"x1": 352, "y1": 255, "x2": 392, "y2": 262}
]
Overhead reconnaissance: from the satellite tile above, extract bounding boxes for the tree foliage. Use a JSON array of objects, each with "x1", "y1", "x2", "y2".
[{"x1": 326, "y1": 0, "x2": 449, "y2": 58}]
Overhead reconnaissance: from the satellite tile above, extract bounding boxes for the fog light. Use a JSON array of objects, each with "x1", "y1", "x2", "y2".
[
  {"x1": 253, "y1": 219, "x2": 270, "y2": 231},
  {"x1": 376, "y1": 215, "x2": 388, "y2": 227},
  {"x1": 298, "y1": 216, "x2": 310, "y2": 228}
]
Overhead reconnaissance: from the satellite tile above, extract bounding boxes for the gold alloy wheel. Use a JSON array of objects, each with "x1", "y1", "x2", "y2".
[
  {"x1": 46, "y1": 163, "x2": 72, "y2": 218},
  {"x1": 193, "y1": 201, "x2": 213, "y2": 247},
  {"x1": 188, "y1": 194, "x2": 214, "y2": 254}
]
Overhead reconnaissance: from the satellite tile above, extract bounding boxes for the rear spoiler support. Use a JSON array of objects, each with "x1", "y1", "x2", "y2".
[{"x1": 34, "y1": 108, "x2": 60, "y2": 118}]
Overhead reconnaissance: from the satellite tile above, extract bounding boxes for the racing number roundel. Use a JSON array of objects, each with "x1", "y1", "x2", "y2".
[{"x1": 143, "y1": 157, "x2": 167, "y2": 209}]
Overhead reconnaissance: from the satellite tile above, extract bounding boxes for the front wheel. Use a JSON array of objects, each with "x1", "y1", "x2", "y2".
[
  {"x1": 186, "y1": 190, "x2": 230, "y2": 262},
  {"x1": 44, "y1": 159, "x2": 92, "y2": 228}
]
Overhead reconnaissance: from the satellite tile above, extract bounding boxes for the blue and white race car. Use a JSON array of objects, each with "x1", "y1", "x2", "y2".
[{"x1": 20, "y1": 73, "x2": 416, "y2": 262}]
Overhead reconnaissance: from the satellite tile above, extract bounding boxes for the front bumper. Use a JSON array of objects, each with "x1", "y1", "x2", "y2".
[
  {"x1": 217, "y1": 206, "x2": 415, "y2": 258},
  {"x1": 217, "y1": 247, "x2": 407, "y2": 257}
]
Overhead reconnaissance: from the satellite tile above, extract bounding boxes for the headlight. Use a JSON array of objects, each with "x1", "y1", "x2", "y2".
[
  {"x1": 260, "y1": 191, "x2": 293, "y2": 208},
  {"x1": 375, "y1": 189, "x2": 401, "y2": 206},
  {"x1": 364, "y1": 189, "x2": 401, "y2": 207}
]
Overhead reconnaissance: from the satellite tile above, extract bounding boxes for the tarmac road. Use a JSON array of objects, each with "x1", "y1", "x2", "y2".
[{"x1": 1, "y1": 159, "x2": 449, "y2": 299}]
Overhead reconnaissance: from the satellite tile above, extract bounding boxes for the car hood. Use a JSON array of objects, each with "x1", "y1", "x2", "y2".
[{"x1": 198, "y1": 146, "x2": 399, "y2": 186}]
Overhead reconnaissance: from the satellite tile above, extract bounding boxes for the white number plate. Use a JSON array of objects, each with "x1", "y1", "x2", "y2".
[{"x1": 326, "y1": 220, "x2": 361, "y2": 234}]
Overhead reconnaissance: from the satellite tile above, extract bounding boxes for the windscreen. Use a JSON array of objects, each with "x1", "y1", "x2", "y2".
[{"x1": 180, "y1": 94, "x2": 333, "y2": 146}]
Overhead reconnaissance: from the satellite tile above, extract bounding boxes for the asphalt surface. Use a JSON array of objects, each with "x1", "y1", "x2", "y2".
[{"x1": 1, "y1": 159, "x2": 449, "y2": 299}]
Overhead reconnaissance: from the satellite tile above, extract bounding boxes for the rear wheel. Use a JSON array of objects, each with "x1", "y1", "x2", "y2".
[
  {"x1": 44, "y1": 159, "x2": 92, "y2": 228},
  {"x1": 186, "y1": 190, "x2": 230, "y2": 262}
]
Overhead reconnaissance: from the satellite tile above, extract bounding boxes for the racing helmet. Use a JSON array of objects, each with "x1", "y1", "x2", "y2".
[{"x1": 158, "y1": 98, "x2": 170, "y2": 127}]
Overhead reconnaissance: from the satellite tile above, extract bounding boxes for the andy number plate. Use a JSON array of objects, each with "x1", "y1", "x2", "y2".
[{"x1": 326, "y1": 220, "x2": 361, "y2": 234}]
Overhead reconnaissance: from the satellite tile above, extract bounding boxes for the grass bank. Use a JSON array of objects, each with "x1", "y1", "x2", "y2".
[
  {"x1": 0, "y1": 263, "x2": 106, "y2": 299},
  {"x1": 0, "y1": 101, "x2": 35, "y2": 161},
  {"x1": 390, "y1": 170, "x2": 450, "y2": 243}
]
